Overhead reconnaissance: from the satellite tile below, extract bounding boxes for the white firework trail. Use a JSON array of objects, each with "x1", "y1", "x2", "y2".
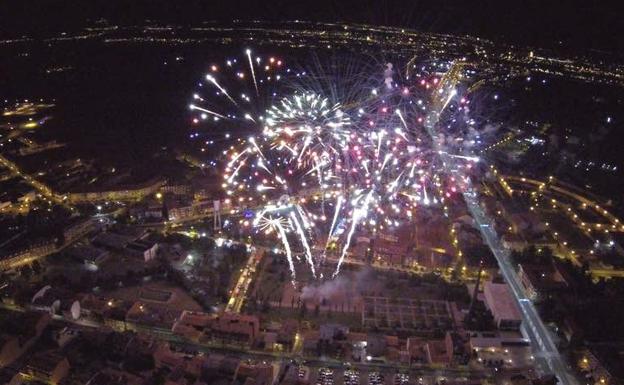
[
  {"x1": 333, "y1": 190, "x2": 373, "y2": 277},
  {"x1": 246, "y1": 49, "x2": 259, "y2": 96},
  {"x1": 275, "y1": 221, "x2": 296, "y2": 279},
  {"x1": 255, "y1": 208, "x2": 297, "y2": 279},
  {"x1": 324, "y1": 194, "x2": 344, "y2": 253},
  {"x1": 206, "y1": 74, "x2": 239, "y2": 107},
  {"x1": 289, "y1": 211, "x2": 317, "y2": 278},
  {"x1": 395, "y1": 109, "x2": 408, "y2": 130},
  {"x1": 189, "y1": 104, "x2": 227, "y2": 119}
]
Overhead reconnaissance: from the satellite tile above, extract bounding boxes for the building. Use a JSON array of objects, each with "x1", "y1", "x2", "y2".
[
  {"x1": 373, "y1": 225, "x2": 413, "y2": 266},
  {"x1": 92, "y1": 228, "x2": 158, "y2": 261},
  {"x1": 153, "y1": 343, "x2": 184, "y2": 370},
  {"x1": 577, "y1": 349, "x2": 618, "y2": 385},
  {"x1": 63, "y1": 177, "x2": 165, "y2": 203},
  {"x1": 206, "y1": 313, "x2": 260, "y2": 346},
  {"x1": 404, "y1": 333, "x2": 458, "y2": 367},
  {"x1": 352, "y1": 236, "x2": 371, "y2": 262},
  {"x1": 172, "y1": 311, "x2": 260, "y2": 347},
  {"x1": 0, "y1": 312, "x2": 50, "y2": 367},
  {"x1": 483, "y1": 281, "x2": 522, "y2": 330},
  {"x1": 0, "y1": 240, "x2": 57, "y2": 271},
  {"x1": 0, "y1": 201, "x2": 11, "y2": 211},
  {"x1": 20, "y1": 351, "x2": 70, "y2": 385},
  {"x1": 0, "y1": 241, "x2": 57, "y2": 270},
  {"x1": 366, "y1": 333, "x2": 388, "y2": 358},
  {"x1": 172, "y1": 310, "x2": 212, "y2": 341},
  {"x1": 63, "y1": 217, "x2": 96, "y2": 243},
  {"x1": 18, "y1": 190, "x2": 36, "y2": 203},
  {"x1": 160, "y1": 184, "x2": 191, "y2": 196},
  {"x1": 424, "y1": 338, "x2": 453, "y2": 366},
  {"x1": 92, "y1": 232, "x2": 132, "y2": 251},
  {"x1": 415, "y1": 249, "x2": 454, "y2": 270},
  {"x1": 67, "y1": 245, "x2": 110, "y2": 269},
  {"x1": 136, "y1": 203, "x2": 164, "y2": 220},
  {"x1": 167, "y1": 199, "x2": 214, "y2": 222},
  {"x1": 0, "y1": 336, "x2": 20, "y2": 368},
  {"x1": 125, "y1": 239, "x2": 159, "y2": 261},
  {"x1": 125, "y1": 301, "x2": 182, "y2": 329},
  {"x1": 509, "y1": 213, "x2": 547, "y2": 236},
  {"x1": 469, "y1": 332, "x2": 533, "y2": 369},
  {"x1": 189, "y1": 170, "x2": 221, "y2": 195},
  {"x1": 276, "y1": 319, "x2": 299, "y2": 350},
  {"x1": 502, "y1": 234, "x2": 528, "y2": 252},
  {"x1": 518, "y1": 263, "x2": 568, "y2": 301},
  {"x1": 234, "y1": 362, "x2": 274, "y2": 385},
  {"x1": 202, "y1": 353, "x2": 240, "y2": 383},
  {"x1": 53, "y1": 327, "x2": 80, "y2": 348},
  {"x1": 301, "y1": 331, "x2": 320, "y2": 356},
  {"x1": 405, "y1": 337, "x2": 428, "y2": 365},
  {"x1": 319, "y1": 323, "x2": 349, "y2": 342},
  {"x1": 561, "y1": 316, "x2": 584, "y2": 344},
  {"x1": 79, "y1": 294, "x2": 134, "y2": 329}
]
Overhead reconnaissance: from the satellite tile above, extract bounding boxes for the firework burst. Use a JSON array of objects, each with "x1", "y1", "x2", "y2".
[{"x1": 189, "y1": 50, "x2": 486, "y2": 280}]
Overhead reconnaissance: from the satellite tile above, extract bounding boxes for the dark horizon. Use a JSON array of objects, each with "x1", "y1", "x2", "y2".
[{"x1": 2, "y1": 0, "x2": 624, "y2": 55}]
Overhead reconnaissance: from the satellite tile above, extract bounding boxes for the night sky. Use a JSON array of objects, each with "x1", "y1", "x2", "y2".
[{"x1": 2, "y1": 0, "x2": 624, "y2": 54}]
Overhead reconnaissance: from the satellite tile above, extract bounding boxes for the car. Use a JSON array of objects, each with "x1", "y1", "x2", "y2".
[
  {"x1": 316, "y1": 368, "x2": 334, "y2": 385},
  {"x1": 368, "y1": 371, "x2": 384, "y2": 385},
  {"x1": 394, "y1": 373, "x2": 409, "y2": 385},
  {"x1": 344, "y1": 369, "x2": 359, "y2": 385}
]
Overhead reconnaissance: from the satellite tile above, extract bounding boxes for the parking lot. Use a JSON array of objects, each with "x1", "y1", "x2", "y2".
[{"x1": 309, "y1": 366, "x2": 432, "y2": 385}]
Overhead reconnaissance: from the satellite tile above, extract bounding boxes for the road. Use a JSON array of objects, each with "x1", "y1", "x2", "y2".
[
  {"x1": 226, "y1": 245, "x2": 265, "y2": 313},
  {"x1": 504, "y1": 175, "x2": 623, "y2": 232},
  {"x1": 426, "y1": 62, "x2": 579, "y2": 385},
  {"x1": 0, "y1": 152, "x2": 72, "y2": 209},
  {"x1": 463, "y1": 196, "x2": 577, "y2": 385}
]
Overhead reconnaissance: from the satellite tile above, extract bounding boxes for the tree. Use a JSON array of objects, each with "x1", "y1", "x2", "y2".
[
  {"x1": 262, "y1": 300, "x2": 271, "y2": 313},
  {"x1": 299, "y1": 302, "x2": 307, "y2": 319},
  {"x1": 124, "y1": 353, "x2": 155, "y2": 373},
  {"x1": 31, "y1": 260, "x2": 42, "y2": 275},
  {"x1": 20, "y1": 265, "x2": 32, "y2": 279},
  {"x1": 148, "y1": 369, "x2": 167, "y2": 385},
  {"x1": 55, "y1": 232, "x2": 65, "y2": 248},
  {"x1": 465, "y1": 244, "x2": 496, "y2": 267},
  {"x1": 509, "y1": 249, "x2": 523, "y2": 266},
  {"x1": 451, "y1": 262, "x2": 462, "y2": 281},
  {"x1": 125, "y1": 269, "x2": 138, "y2": 285}
]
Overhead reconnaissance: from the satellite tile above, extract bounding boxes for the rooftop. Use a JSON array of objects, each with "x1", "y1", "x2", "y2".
[{"x1": 483, "y1": 281, "x2": 522, "y2": 322}]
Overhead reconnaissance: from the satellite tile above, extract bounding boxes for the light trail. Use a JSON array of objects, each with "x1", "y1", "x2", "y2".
[
  {"x1": 290, "y1": 211, "x2": 316, "y2": 278},
  {"x1": 189, "y1": 104, "x2": 227, "y2": 119},
  {"x1": 246, "y1": 49, "x2": 259, "y2": 96},
  {"x1": 205, "y1": 74, "x2": 239, "y2": 107}
]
